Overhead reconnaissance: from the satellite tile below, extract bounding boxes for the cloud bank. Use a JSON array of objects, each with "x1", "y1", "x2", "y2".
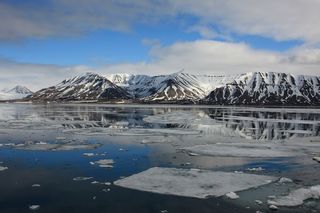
[
  {"x1": 1, "y1": 40, "x2": 320, "y2": 91},
  {"x1": 1, "y1": 0, "x2": 320, "y2": 44}
]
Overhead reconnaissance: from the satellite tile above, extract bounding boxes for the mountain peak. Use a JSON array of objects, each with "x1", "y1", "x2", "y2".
[{"x1": 7, "y1": 85, "x2": 33, "y2": 94}]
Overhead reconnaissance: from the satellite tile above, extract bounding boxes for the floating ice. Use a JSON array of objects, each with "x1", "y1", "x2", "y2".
[
  {"x1": 183, "y1": 143, "x2": 296, "y2": 158},
  {"x1": 278, "y1": 177, "x2": 293, "y2": 184},
  {"x1": 91, "y1": 181, "x2": 111, "y2": 185},
  {"x1": 269, "y1": 204, "x2": 278, "y2": 210},
  {"x1": 32, "y1": 184, "x2": 41, "y2": 187},
  {"x1": 225, "y1": 192, "x2": 239, "y2": 199},
  {"x1": 0, "y1": 166, "x2": 8, "y2": 171},
  {"x1": 93, "y1": 159, "x2": 114, "y2": 168},
  {"x1": 141, "y1": 136, "x2": 172, "y2": 144},
  {"x1": 247, "y1": 167, "x2": 265, "y2": 172},
  {"x1": 268, "y1": 185, "x2": 320, "y2": 207},
  {"x1": 114, "y1": 167, "x2": 277, "y2": 199},
  {"x1": 73, "y1": 177, "x2": 93, "y2": 181},
  {"x1": 255, "y1": 200, "x2": 263, "y2": 205},
  {"x1": 83, "y1": 153, "x2": 96, "y2": 157},
  {"x1": 313, "y1": 156, "x2": 320, "y2": 163},
  {"x1": 29, "y1": 205, "x2": 40, "y2": 210}
]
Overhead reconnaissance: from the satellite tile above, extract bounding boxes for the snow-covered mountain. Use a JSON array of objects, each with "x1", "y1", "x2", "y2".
[
  {"x1": 29, "y1": 72, "x2": 131, "y2": 102},
  {"x1": 27, "y1": 71, "x2": 320, "y2": 105},
  {"x1": 105, "y1": 72, "x2": 234, "y2": 102},
  {"x1": 0, "y1": 85, "x2": 33, "y2": 100},
  {"x1": 205, "y1": 72, "x2": 320, "y2": 105}
]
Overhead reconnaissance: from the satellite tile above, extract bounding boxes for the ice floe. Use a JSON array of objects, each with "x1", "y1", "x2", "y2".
[
  {"x1": 92, "y1": 159, "x2": 114, "y2": 168},
  {"x1": 182, "y1": 143, "x2": 297, "y2": 158},
  {"x1": 83, "y1": 153, "x2": 96, "y2": 157},
  {"x1": 29, "y1": 205, "x2": 40, "y2": 210},
  {"x1": 225, "y1": 192, "x2": 239, "y2": 199},
  {"x1": 247, "y1": 167, "x2": 265, "y2": 172},
  {"x1": 268, "y1": 204, "x2": 278, "y2": 210},
  {"x1": 278, "y1": 177, "x2": 293, "y2": 184},
  {"x1": 73, "y1": 177, "x2": 93, "y2": 181},
  {"x1": 312, "y1": 156, "x2": 320, "y2": 163},
  {"x1": 91, "y1": 181, "x2": 111, "y2": 185},
  {"x1": 0, "y1": 166, "x2": 8, "y2": 171},
  {"x1": 268, "y1": 185, "x2": 320, "y2": 207},
  {"x1": 114, "y1": 167, "x2": 276, "y2": 199},
  {"x1": 141, "y1": 136, "x2": 173, "y2": 144}
]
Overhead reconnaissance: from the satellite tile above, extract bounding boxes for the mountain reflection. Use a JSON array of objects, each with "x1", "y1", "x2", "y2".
[{"x1": 0, "y1": 104, "x2": 319, "y2": 141}]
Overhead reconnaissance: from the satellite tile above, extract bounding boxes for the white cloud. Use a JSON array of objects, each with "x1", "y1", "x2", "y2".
[
  {"x1": 170, "y1": 0, "x2": 320, "y2": 44},
  {"x1": 0, "y1": 0, "x2": 173, "y2": 41},
  {"x1": 1, "y1": 0, "x2": 320, "y2": 44},
  {"x1": 101, "y1": 40, "x2": 320, "y2": 76},
  {"x1": 0, "y1": 59, "x2": 91, "y2": 91},
  {"x1": 1, "y1": 40, "x2": 320, "y2": 91}
]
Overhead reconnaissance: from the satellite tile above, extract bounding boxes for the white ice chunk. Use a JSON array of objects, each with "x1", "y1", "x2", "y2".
[
  {"x1": 278, "y1": 177, "x2": 293, "y2": 184},
  {"x1": 94, "y1": 159, "x2": 114, "y2": 168},
  {"x1": 247, "y1": 167, "x2": 265, "y2": 172},
  {"x1": 312, "y1": 156, "x2": 320, "y2": 163},
  {"x1": 268, "y1": 185, "x2": 320, "y2": 207},
  {"x1": 114, "y1": 167, "x2": 277, "y2": 199},
  {"x1": 73, "y1": 177, "x2": 93, "y2": 181},
  {"x1": 225, "y1": 192, "x2": 239, "y2": 199},
  {"x1": 83, "y1": 153, "x2": 96, "y2": 157},
  {"x1": 29, "y1": 205, "x2": 40, "y2": 210},
  {"x1": 0, "y1": 166, "x2": 8, "y2": 171}
]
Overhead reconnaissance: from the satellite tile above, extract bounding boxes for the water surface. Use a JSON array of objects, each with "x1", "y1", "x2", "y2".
[{"x1": 0, "y1": 104, "x2": 319, "y2": 213}]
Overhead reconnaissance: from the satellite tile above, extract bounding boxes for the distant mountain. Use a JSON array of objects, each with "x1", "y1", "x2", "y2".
[
  {"x1": 205, "y1": 72, "x2": 320, "y2": 105},
  {"x1": 105, "y1": 72, "x2": 226, "y2": 102},
  {"x1": 28, "y1": 72, "x2": 131, "y2": 102},
  {"x1": 0, "y1": 85, "x2": 33, "y2": 100},
  {"x1": 27, "y1": 71, "x2": 320, "y2": 105}
]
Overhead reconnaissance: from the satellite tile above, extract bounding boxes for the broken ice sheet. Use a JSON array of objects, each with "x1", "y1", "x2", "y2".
[
  {"x1": 268, "y1": 185, "x2": 320, "y2": 207},
  {"x1": 182, "y1": 143, "x2": 297, "y2": 158},
  {"x1": 114, "y1": 167, "x2": 277, "y2": 199}
]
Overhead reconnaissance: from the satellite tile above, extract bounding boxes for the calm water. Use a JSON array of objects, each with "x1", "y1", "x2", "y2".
[{"x1": 0, "y1": 103, "x2": 319, "y2": 213}]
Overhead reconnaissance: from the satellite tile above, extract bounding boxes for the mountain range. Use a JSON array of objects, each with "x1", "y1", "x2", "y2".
[
  {"x1": 24, "y1": 71, "x2": 320, "y2": 105},
  {"x1": 0, "y1": 85, "x2": 33, "y2": 100}
]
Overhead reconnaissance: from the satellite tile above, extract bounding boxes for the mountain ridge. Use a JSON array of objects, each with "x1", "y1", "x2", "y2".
[{"x1": 22, "y1": 71, "x2": 320, "y2": 105}]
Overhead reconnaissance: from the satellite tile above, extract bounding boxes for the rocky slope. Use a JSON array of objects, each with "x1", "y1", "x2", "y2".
[
  {"x1": 29, "y1": 72, "x2": 131, "y2": 102},
  {"x1": 205, "y1": 72, "x2": 320, "y2": 105}
]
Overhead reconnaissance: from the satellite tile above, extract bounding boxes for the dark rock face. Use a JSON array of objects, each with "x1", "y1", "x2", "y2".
[
  {"x1": 28, "y1": 73, "x2": 131, "y2": 102},
  {"x1": 205, "y1": 72, "x2": 320, "y2": 105}
]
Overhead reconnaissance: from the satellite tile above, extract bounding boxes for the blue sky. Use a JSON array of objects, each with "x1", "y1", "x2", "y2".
[
  {"x1": 0, "y1": 21, "x2": 303, "y2": 66},
  {"x1": 0, "y1": 0, "x2": 319, "y2": 89}
]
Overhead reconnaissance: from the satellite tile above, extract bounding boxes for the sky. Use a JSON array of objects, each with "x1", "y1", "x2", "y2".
[{"x1": 0, "y1": 0, "x2": 320, "y2": 91}]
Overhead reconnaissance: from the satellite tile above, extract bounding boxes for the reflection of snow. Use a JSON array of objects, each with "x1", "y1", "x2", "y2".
[
  {"x1": 0, "y1": 104, "x2": 319, "y2": 141},
  {"x1": 114, "y1": 167, "x2": 276, "y2": 199}
]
